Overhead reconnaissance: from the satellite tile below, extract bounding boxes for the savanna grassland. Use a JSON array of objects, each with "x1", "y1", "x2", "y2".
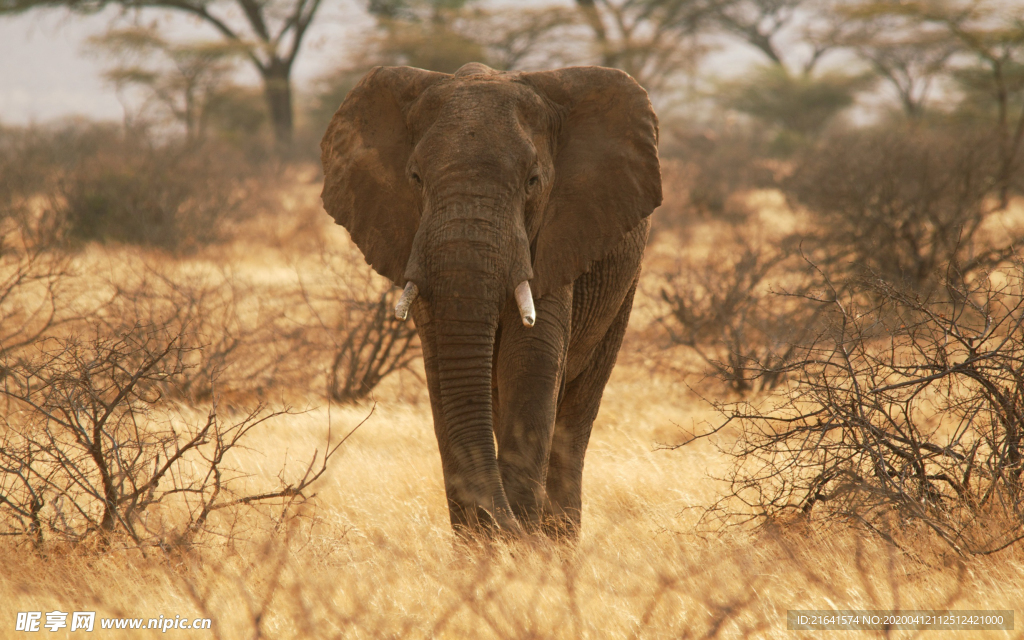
[
  {"x1": 2, "y1": 149, "x2": 1023, "y2": 640},
  {"x1": 6, "y1": 0, "x2": 1024, "y2": 633}
]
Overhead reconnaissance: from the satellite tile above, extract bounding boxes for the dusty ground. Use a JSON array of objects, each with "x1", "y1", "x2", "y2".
[{"x1": 1, "y1": 178, "x2": 1022, "y2": 639}]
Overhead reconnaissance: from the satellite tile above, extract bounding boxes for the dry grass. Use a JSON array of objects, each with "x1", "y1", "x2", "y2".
[{"x1": 2, "y1": 180, "x2": 1022, "y2": 639}]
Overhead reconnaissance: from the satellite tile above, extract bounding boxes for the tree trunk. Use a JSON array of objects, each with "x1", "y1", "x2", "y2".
[{"x1": 262, "y1": 58, "x2": 294, "y2": 153}]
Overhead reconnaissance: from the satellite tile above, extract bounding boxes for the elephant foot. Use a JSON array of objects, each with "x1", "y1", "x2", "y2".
[{"x1": 449, "y1": 502, "x2": 525, "y2": 541}]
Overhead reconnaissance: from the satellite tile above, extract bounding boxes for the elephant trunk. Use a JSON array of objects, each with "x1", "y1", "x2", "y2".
[
  {"x1": 431, "y1": 295, "x2": 518, "y2": 532},
  {"x1": 404, "y1": 202, "x2": 531, "y2": 534}
]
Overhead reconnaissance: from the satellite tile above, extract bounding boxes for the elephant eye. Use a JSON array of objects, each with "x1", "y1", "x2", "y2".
[
  {"x1": 527, "y1": 175, "x2": 540, "y2": 189},
  {"x1": 411, "y1": 171, "x2": 422, "y2": 186}
]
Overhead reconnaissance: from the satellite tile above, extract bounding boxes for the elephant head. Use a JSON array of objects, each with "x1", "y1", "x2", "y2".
[{"x1": 321, "y1": 63, "x2": 661, "y2": 533}]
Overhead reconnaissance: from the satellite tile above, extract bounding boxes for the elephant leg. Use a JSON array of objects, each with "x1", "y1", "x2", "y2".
[
  {"x1": 543, "y1": 277, "x2": 638, "y2": 539},
  {"x1": 493, "y1": 285, "x2": 572, "y2": 529}
]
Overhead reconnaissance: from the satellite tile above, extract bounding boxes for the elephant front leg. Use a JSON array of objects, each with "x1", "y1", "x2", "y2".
[
  {"x1": 494, "y1": 285, "x2": 571, "y2": 529},
  {"x1": 545, "y1": 279, "x2": 637, "y2": 540}
]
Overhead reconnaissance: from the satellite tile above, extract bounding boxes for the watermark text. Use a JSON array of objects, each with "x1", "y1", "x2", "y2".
[{"x1": 16, "y1": 612, "x2": 211, "y2": 633}]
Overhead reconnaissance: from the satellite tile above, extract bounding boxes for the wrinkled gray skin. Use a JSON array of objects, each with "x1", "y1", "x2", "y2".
[{"x1": 321, "y1": 63, "x2": 661, "y2": 539}]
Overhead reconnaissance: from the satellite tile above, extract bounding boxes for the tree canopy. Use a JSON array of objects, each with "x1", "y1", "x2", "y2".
[{"x1": 2, "y1": 0, "x2": 325, "y2": 151}]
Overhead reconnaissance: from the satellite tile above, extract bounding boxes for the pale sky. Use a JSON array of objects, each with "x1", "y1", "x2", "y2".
[{"x1": 1, "y1": 9, "x2": 123, "y2": 123}]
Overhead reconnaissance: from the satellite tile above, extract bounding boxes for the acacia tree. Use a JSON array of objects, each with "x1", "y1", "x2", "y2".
[
  {"x1": 852, "y1": 36, "x2": 957, "y2": 118},
  {"x1": 572, "y1": 0, "x2": 716, "y2": 93},
  {"x1": 363, "y1": 0, "x2": 576, "y2": 73},
  {"x1": 840, "y1": 3, "x2": 958, "y2": 118},
  {"x1": 705, "y1": 0, "x2": 869, "y2": 146},
  {"x1": 712, "y1": 0, "x2": 802, "y2": 67},
  {"x1": 0, "y1": 0, "x2": 324, "y2": 152},
  {"x1": 925, "y1": 3, "x2": 1024, "y2": 208},
  {"x1": 89, "y1": 25, "x2": 241, "y2": 140},
  {"x1": 848, "y1": 0, "x2": 1024, "y2": 206},
  {"x1": 711, "y1": 0, "x2": 857, "y2": 75}
]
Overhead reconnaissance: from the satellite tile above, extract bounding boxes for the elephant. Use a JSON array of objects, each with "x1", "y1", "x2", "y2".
[{"x1": 320, "y1": 62, "x2": 661, "y2": 539}]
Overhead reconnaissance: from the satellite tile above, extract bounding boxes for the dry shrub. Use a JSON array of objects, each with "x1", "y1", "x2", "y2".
[
  {"x1": 100, "y1": 261, "x2": 312, "y2": 402},
  {"x1": 656, "y1": 233, "x2": 822, "y2": 396},
  {"x1": 57, "y1": 139, "x2": 264, "y2": 252},
  {"x1": 786, "y1": 125, "x2": 1016, "y2": 296},
  {"x1": 656, "y1": 126, "x2": 777, "y2": 235},
  {"x1": 88, "y1": 256, "x2": 421, "y2": 406},
  {"x1": 74, "y1": 242, "x2": 421, "y2": 406},
  {"x1": 0, "y1": 321, "x2": 351, "y2": 551},
  {"x1": 0, "y1": 218, "x2": 71, "y2": 362},
  {"x1": 648, "y1": 131, "x2": 806, "y2": 394},
  {"x1": 0, "y1": 190, "x2": 88, "y2": 367},
  {"x1": 325, "y1": 287, "x2": 419, "y2": 403},
  {"x1": 0, "y1": 127, "x2": 62, "y2": 205},
  {"x1": 685, "y1": 262, "x2": 1024, "y2": 557},
  {"x1": 298, "y1": 248, "x2": 420, "y2": 403},
  {"x1": 1, "y1": 122, "x2": 279, "y2": 253}
]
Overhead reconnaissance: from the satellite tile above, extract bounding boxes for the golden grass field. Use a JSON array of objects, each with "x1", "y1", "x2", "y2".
[{"x1": 2, "y1": 170, "x2": 1023, "y2": 639}]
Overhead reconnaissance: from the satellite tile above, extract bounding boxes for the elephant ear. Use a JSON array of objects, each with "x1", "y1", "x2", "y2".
[
  {"x1": 521, "y1": 67, "x2": 662, "y2": 297},
  {"x1": 320, "y1": 66, "x2": 449, "y2": 285}
]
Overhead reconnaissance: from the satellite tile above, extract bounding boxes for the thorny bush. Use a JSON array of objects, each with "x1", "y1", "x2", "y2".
[
  {"x1": 658, "y1": 235, "x2": 823, "y2": 396},
  {"x1": 326, "y1": 287, "x2": 419, "y2": 404},
  {"x1": 1, "y1": 122, "x2": 277, "y2": 252},
  {"x1": 56, "y1": 136, "x2": 261, "y2": 251},
  {"x1": 656, "y1": 127, "x2": 777, "y2": 233},
  {"x1": 0, "y1": 213, "x2": 74, "y2": 364},
  {"x1": 104, "y1": 262, "x2": 311, "y2": 401},
  {"x1": 785, "y1": 126, "x2": 1018, "y2": 297},
  {"x1": 299, "y1": 249, "x2": 419, "y2": 404},
  {"x1": 0, "y1": 323, "x2": 352, "y2": 551},
  {"x1": 682, "y1": 263, "x2": 1024, "y2": 557}
]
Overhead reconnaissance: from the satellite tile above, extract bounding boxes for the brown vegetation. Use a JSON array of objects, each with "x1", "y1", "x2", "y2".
[
  {"x1": 3, "y1": 0, "x2": 1024, "y2": 627},
  {"x1": 686, "y1": 264, "x2": 1024, "y2": 557},
  {"x1": 0, "y1": 115, "x2": 1021, "y2": 637}
]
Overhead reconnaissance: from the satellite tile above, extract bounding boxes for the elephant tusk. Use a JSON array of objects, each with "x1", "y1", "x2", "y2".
[
  {"x1": 394, "y1": 282, "x2": 418, "y2": 321},
  {"x1": 515, "y1": 281, "x2": 536, "y2": 327}
]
